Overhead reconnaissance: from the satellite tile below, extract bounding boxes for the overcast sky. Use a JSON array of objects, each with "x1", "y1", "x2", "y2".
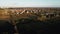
[{"x1": 0, "y1": 0, "x2": 60, "y2": 7}]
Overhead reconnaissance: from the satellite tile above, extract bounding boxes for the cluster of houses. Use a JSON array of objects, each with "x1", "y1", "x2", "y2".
[
  {"x1": 0, "y1": 8, "x2": 60, "y2": 20},
  {"x1": 8, "y1": 8, "x2": 60, "y2": 19}
]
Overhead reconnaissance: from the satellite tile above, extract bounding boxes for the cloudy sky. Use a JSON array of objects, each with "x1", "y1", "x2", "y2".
[{"x1": 0, "y1": 0, "x2": 60, "y2": 7}]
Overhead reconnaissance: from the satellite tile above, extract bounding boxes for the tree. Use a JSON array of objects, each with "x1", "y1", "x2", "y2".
[{"x1": 8, "y1": 9, "x2": 19, "y2": 33}]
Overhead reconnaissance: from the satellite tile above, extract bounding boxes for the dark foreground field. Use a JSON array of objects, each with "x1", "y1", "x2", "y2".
[{"x1": 0, "y1": 18, "x2": 60, "y2": 34}]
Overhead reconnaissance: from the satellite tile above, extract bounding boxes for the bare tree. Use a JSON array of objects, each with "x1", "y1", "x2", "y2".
[{"x1": 8, "y1": 10, "x2": 19, "y2": 34}]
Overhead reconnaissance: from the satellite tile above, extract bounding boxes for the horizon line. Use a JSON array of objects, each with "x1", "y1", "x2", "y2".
[{"x1": 0, "y1": 6, "x2": 60, "y2": 8}]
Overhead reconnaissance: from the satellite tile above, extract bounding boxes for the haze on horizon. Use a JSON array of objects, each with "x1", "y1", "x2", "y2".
[{"x1": 0, "y1": 0, "x2": 60, "y2": 8}]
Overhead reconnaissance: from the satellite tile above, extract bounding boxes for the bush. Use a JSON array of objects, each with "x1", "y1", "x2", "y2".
[
  {"x1": 0, "y1": 20, "x2": 14, "y2": 33},
  {"x1": 16, "y1": 18, "x2": 60, "y2": 34}
]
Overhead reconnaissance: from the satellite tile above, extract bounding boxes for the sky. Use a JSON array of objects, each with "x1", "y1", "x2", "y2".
[{"x1": 0, "y1": 0, "x2": 60, "y2": 7}]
